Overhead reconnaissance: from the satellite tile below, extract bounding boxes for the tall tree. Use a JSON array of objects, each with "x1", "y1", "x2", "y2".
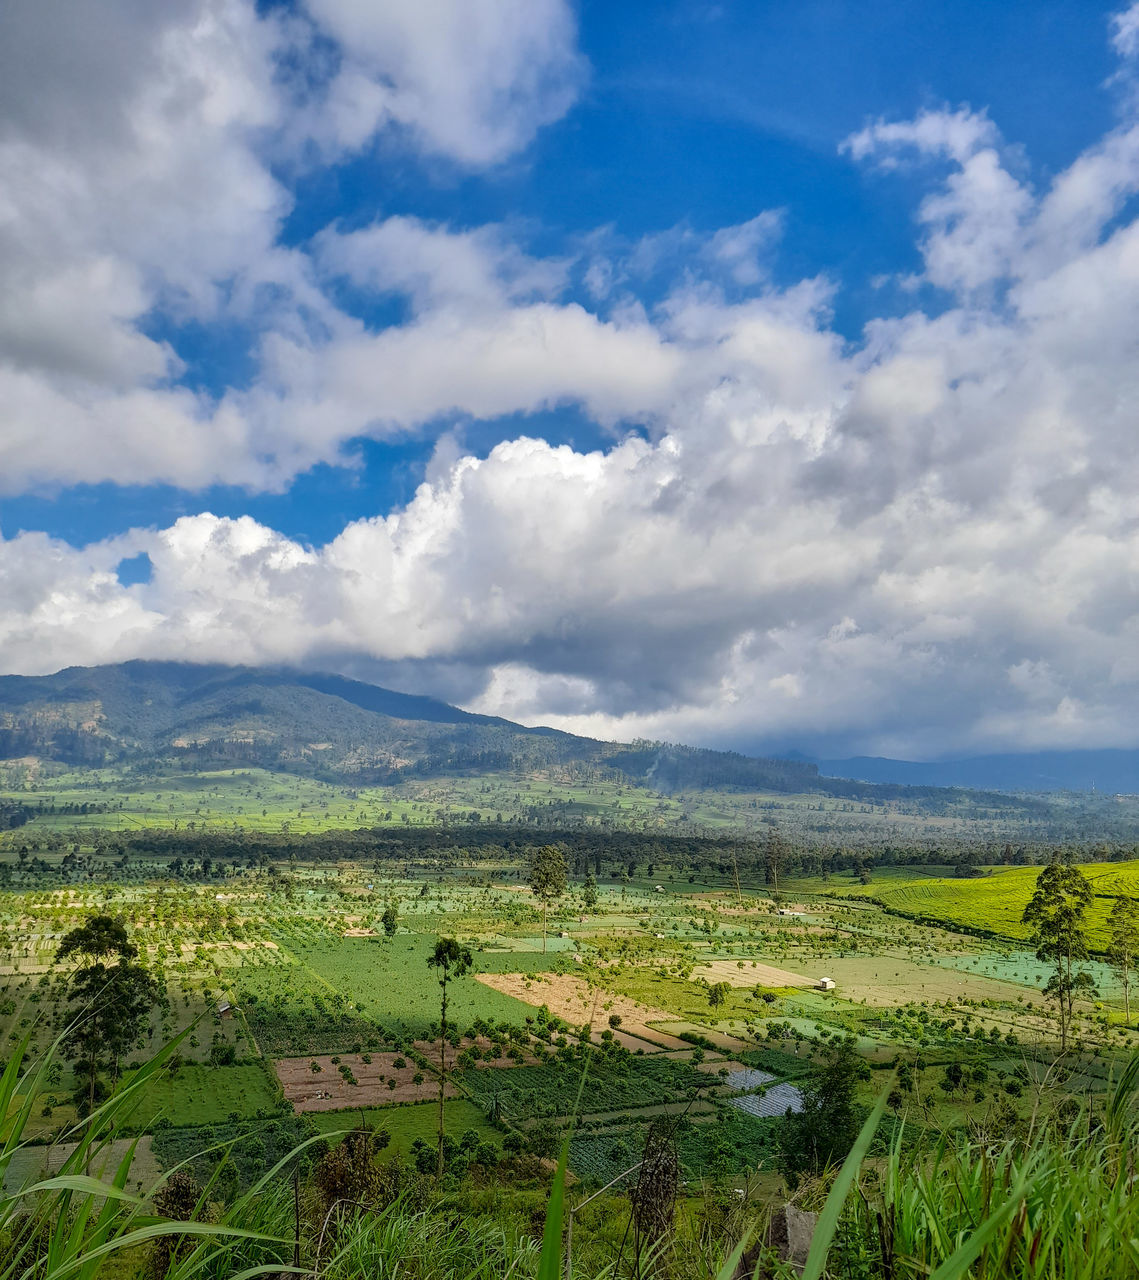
[
  {"x1": 528, "y1": 844, "x2": 568, "y2": 953},
  {"x1": 56, "y1": 914, "x2": 158, "y2": 1118},
  {"x1": 1109, "y1": 896, "x2": 1139, "y2": 1027},
  {"x1": 581, "y1": 870, "x2": 598, "y2": 914},
  {"x1": 1022, "y1": 863, "x2": 1096, "y2": 1052},
  {"x1": 765, "y1": 828, "x2": 790, "y2": 900},
  {"x1": 381, "y1": 902, "x2": 399, "y2": 938},
  {"x1": 777, "y1": 1042, "x2": 870, "y2": 1187},
  {"x1": 426, "y1": 937, "x2": 472, "y2": 1180}
]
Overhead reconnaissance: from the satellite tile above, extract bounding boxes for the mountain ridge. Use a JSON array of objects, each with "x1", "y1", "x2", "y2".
[
  {"x1": 0, "y1": 661, "x2": 827, "y2": 796},
  {"x1": 815, "y1": 749, "x2": 1139, "y2": 794}
]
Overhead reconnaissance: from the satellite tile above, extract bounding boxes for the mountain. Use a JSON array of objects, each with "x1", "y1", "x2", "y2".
[
  {"x1": 0, "y1": 661, "x2": 827, "y2": 794},
  {"x1": 816, "y1": 750, "x2": 1139, "y2": 794}
]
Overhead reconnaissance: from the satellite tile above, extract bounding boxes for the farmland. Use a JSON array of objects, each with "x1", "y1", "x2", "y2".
[
  {"x1": 847, "y1": 861, "x2": 1139, "y2": 949},
  {"x1": 3, "y1": 813, "x2": 1139, "y2": 1217}
]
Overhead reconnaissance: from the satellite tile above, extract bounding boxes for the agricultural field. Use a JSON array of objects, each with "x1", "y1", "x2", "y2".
[
  {"x1": 1, "y1": 825, "x2": 1139, "y2": 1198},
  {"x1": 4, "y1": 753, "x2": 1128, "y2": 847},
  {"x1": 846, "y1": 861, "x2": 1139, "y2": 950}
]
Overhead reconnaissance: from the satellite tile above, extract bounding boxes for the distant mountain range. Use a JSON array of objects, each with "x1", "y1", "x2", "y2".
[
  {"x1": 0, "y1": 661, "x2": 1123, "y2": 802},
  {"x1": 0, "y1": 661, "x2": 826, "y2": 796},
  {"x1": 814, "y1": 750, "x2": 1139, "y2": 794}
]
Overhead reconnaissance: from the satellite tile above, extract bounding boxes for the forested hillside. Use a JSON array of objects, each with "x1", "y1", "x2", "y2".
[{"x1": 0, "y1": 662, "x2": 868, "y2": 798}]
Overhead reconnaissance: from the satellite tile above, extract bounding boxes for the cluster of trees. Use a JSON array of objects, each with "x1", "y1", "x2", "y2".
[
  {"x1": 18, "y1": 820, "x2": 1139, "y2": 887},
  {"x1": 0, "y1": 802, "x2": 31, "y2": 830}
]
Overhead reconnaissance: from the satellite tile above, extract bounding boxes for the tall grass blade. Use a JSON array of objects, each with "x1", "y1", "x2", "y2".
[
  {"x1": 538, "y1": 1134, "x2": 569, "y2": 1280},
  {"x1": 800, "y1": 1082, "x2": 892, "y2": 1280}
]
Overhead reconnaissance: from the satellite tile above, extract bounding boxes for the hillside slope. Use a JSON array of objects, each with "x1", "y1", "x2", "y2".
[{"x1": 0, "y1": 662, "x2": 828, "y2": 794}]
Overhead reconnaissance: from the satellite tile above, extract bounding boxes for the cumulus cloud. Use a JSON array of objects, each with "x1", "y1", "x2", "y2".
[
  {"x1": 10, "y1": 5, "x2": 1139, "y2": 758},
  {"x1": 299, "y1": 0, "x2": 585, "y2": 165},
  {"x1": 0, "y1": 0, "x2": 585, "y2": 492}
]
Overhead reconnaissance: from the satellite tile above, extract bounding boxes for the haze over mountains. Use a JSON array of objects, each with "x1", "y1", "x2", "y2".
[
  {"x1": 0, "y1": 661, "x2": 1129, "y2": 799},
  {"x1": 813, "y1": 752, "x2": 1139, "y2": 796}
]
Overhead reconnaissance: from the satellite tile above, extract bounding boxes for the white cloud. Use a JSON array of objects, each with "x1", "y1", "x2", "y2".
[
  {"x1": 842, "y1": 106, "x2": 999, "y2": 167},
  {"x1": 1112, "y1": 2, "x2": 1139, "y2": 60},
  {"x1": 0, "y1": 0, "x2": 586, "y2": 493},
  {"x1": 299, "y1": 0, "x2": 585, "y2": 166},
  {"x1": 11, "y1": 6, "x2": 1139, "y2": 757}
]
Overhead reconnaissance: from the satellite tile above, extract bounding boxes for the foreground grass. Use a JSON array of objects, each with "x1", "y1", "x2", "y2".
[{"x1": 9, "y1": 1029, "x2": 1139, "y2": 1279}]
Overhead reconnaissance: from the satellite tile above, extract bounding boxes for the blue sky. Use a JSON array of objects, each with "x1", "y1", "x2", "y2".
[{"x1": 3, "y1": 0, "x2": 1139, "y2": 759}]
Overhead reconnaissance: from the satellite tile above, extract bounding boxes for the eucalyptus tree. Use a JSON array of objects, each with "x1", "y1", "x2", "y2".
[
  {"x1": 1109, "y1": 896, "x2": 1139, "y2": 1026},
  {"x1": 56, "y1": 915, "x2": 158, "y2": 1117},
  {"x1": 1022, "y1": 863, "x2": 1095, "y2": 1053},
  {"x1": 528, "y1": 844, "x2": 568, "y2": 953},
  {"x1": 426, "y1": 937, "x2": 472, "y2": 1179}
]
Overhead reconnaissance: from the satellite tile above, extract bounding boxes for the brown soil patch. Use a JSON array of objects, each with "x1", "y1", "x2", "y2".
[
  {"x1": 475, "y1": 972, "x2": 690, "y2": 1049},
  {"x1": 274, "y1": 1053, "x2": 447, "y2": 1112},
  {"x1": 412, "y1": 1035, "x2": 542, "y2": 1070},
  {"x1": 343, "y1": 928, "x2": 376, "y2": 937},
  {"x1": 693, "y1": 959, "x2": 816, "y2": 989}
]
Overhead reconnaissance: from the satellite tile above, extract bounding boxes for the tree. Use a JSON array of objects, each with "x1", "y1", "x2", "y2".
[
  {"x1": 777, "y1": 1042, "x2": 870, "y2": 1187},
  {"x1": 1022, "y1": 862, "x2": 1096, "y2": 1052},
  {"x1": 381, "y1": 903, "x2": 399, "y2": 938},
  {"x1": 426, "y1": 937, "x2": 472, "y2": 1180},
  {"x1": 765, "y1": 828, "x2": 790, "y2": 900},
  {"x1": 1109, "y1": 896, "x2": 1139, "y2": 1026},
  {"x1": 581, "y1": 870, "x2": 598, "y2": 913},
  {"x1": 528, "y1": 845, "x2": 568, "y2": 953},
  {"x1": 56, "y1": 915, "x2": 158, "y2": 1118},
  {"x1": 707, "y1": 981, "x2": 732, "y2": 1010}
]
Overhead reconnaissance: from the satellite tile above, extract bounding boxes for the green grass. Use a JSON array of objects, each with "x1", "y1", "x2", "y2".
[
  {"x1": 851, "y1": 860, "x2": 1139, "y2": 949},
  {"x1": 309, "y1": 1098, "x2": 499, "y2": 1160},
  {"x1": 128, "y1": 1062, "x2": 282, "y2": 1129}
]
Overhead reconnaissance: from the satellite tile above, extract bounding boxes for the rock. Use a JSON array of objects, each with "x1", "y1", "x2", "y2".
[{"x1": 734, "y1": 1204, "x2": 818, "y2": 1279}]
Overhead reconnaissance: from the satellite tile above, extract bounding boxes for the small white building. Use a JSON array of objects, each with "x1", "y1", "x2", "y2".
[
  {"x1": 654, "y1": 885, "x2": 665, "y2": 893},
  {"x1": 817, "y1": 977, "x2": 836, "y2": 991}
]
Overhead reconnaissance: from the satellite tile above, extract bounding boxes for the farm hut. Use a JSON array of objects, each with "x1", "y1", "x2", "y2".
[
  {"x1": 816, "y1": 977, "x2": 836, "y2": 991},
  {"x1": 217, "y1": 1000, "x2": 234, "y2": 1017},
  {"x1": 654, "y1": 885, "x2": 665, "y2": 892},
  {"x1": 778, "y1": 909, "x2": 802, "y2": 917}
]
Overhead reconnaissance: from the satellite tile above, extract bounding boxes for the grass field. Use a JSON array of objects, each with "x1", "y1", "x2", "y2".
[
  {"x1": 130, "y1": 1063, "x2": 282, "y2": 1130},
  {"x1": 309, "y1": 1098, "x2": 499, "y2": 1161},
  {"x1": 851, "y1": 861, "x2": 1139, "y2": 949}
]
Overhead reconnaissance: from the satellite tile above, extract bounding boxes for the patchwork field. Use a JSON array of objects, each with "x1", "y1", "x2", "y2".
[
  {"x1": 1, "y1": 831, "x2": 1138, "y2": 1197},
  {"x1": 850, "y1": 861, "x2": 1139, "y2": 949},
  {"x1": 691, "y1": 959, "x2": 816, "y2": 989}
]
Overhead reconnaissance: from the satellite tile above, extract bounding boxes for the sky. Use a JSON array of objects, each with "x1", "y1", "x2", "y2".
[{"x1": 3, "y1": 1, "x2": 1139, "y2": 761}]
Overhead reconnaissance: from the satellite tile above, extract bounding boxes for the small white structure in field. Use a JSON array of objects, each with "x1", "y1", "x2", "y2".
[
  {"x1": 817, "y1": 977, "x2": 836, "y2": 991},
  {"x1": 778, "y1": 908, "x2": 802, "y2": 917},
  {"x1": 654, "y1": 885, "x2": 665, "y2": 893}
]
